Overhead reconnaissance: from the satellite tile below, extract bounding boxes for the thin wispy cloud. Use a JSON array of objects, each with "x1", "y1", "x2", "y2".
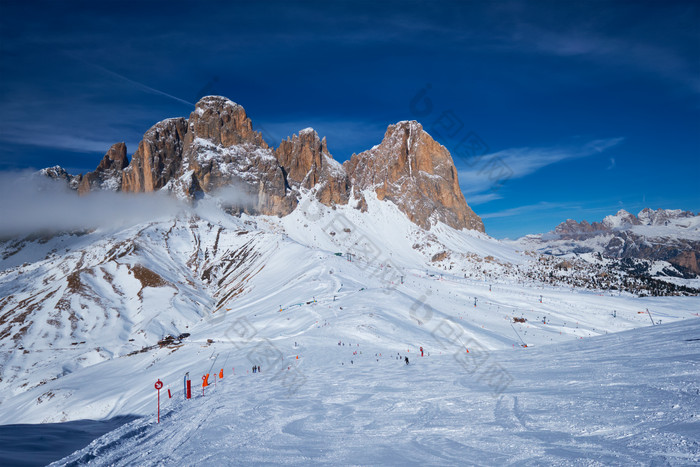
[
  {"x1": 458, "y1": 137, "x2": 624, "y2": 199},
  {"x1": 465, "y1": 192, "x2": 503, "y2": 206},
  {"x1": 0, "y1": 121, "x2": 116, "y2": 154},
  {"x1": 66, "y1": 53, "x2": 196, "y2": 108},
  {"x1": 480, "y1": 201, "x2": 577, "y2": 220},
  {"x1": 524, "y1": 28, "x2": 700, "y2": 94}
]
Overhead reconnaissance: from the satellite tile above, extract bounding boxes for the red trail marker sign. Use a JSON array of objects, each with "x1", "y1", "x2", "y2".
[{"x1": 154, "y1": 379, "x2": 163, "y2": 423}]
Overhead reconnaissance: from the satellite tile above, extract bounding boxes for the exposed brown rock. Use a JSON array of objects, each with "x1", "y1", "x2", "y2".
[
  {"x1": 119, "y1": 96, "x2": 295, "y2": 215},
  {"x1": 275, "y1": 128, "x2": 349, "y2": 206},
  {"x1": 78, "y1": 143, "x2": 128, "y2": 194},
  {"x1": 669, "y1": 251, "x2": 700, "y2": 275},
  {"x1": 343, "y1": 121, "x2": 484, "y2": 232},
  {"x1": 121, "y1": 118, "x2": 188, "y2": 193},
  {"x1": 555, "y1": 260, "x2": 573, "y2": 270},
  {"x1": 185, "y1": 96, "x2": 267, "y2": 148},
  {"x1": 431, "y1": 251, "x2": 449, "y2": 262},
  {"x1": 180, "y1": 97, "x2": 295, "y2": 215},
  {"x1": 40, "y1": 98, "x2": 487, "y2": 232}
]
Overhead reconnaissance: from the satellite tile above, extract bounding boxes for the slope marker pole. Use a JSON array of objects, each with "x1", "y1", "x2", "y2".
[
  {"x1": 646, "y1": 308, "x2": 655, "y2": 326},
  {"x1": 154, "y1": 380, "x2": 163, "y2": 423}
]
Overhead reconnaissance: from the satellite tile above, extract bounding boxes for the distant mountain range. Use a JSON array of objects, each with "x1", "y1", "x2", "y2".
[{"x1": 515, "y1": 208, "x2": 700, "y2": 278}]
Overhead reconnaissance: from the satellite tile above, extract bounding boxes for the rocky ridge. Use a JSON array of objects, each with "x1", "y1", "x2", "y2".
[
  {"x1": 40, "y1": 96, "x2": 482, "y2": 232},
  {"x1": 521, "y1": 208, "x2": 700, "y2": 277}
]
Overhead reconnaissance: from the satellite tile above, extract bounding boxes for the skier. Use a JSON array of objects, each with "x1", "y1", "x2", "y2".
[
  {"x1": 420, "y1": 346, "x2": 424, "y2": 357},
  {"x1": 404, "y1": 356, "x2": 409, "y2": 365},
  {"x1": 257, "y1": 365, "x2": 261, "y2": 373}
]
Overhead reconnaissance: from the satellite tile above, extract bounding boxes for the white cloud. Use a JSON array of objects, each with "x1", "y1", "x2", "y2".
[
  {"x1": 458, "y1": 137, "x2": 624, "y2": 197},
  {"x1": 0, "y1": 172, "x2": 186, "y2": 237},
  {"x1": 0, "y1": 172, "x2": 254, "y2": 237}
]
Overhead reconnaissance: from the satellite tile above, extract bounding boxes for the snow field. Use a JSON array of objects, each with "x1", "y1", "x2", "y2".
[{"x1": 0, "y1": 194, "x2": 698, "y2": 464}]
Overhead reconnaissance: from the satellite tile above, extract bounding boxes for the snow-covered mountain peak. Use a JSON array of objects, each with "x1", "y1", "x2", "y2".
[
  {"x1": 194, "y1": 95, "x2": 243, "y2": 113},
  {"x1": 602, "y1": 209, "x2": 640, "y2": 229},
  {"x1": 637, "y1": 207, "x2": 696, "y2": 226},
  {"x1": 298, "y1": 127, "x2": 317, "y2": 136}
]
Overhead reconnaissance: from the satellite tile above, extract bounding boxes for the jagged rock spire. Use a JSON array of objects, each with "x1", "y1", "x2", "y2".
[{"x1": 40, "y1": 97, "x2": 485, "y2": 232}]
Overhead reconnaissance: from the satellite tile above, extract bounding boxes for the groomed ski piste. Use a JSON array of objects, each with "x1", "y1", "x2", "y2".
[
  {"x1": 1, "y1": 193, "x2": 699, "y2": 465},
  {"x1": 53, "y1": 318, "x2": 700, "y2": 465}
]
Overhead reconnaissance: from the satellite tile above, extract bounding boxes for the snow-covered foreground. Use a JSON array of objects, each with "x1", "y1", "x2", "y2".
[
  {"x1": 1, "y1": 194, "x2": 699, "y2": 464},
  {"x1": 52, "y1": 318, "x2": 700, "y2": 466}
]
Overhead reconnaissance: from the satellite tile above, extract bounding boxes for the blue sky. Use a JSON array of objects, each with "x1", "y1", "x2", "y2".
[{"x1": 1, "y1": 0, "x2": 698, "y2": 238}]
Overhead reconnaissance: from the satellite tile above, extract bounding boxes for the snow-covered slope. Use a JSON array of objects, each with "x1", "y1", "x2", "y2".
[
  {"x1": 1, "y1": 194, "x2": 698, "y2": 428},
  {"x1": 0, "y1": 193, "x2": 698, "y2": 466},
  {"x1": 52, "y1": 314, "x2": 700, "y2": 465}
]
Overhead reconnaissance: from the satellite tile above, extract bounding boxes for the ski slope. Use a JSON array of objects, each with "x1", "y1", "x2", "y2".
[
  {"x1": 52, "y1": 318, "x2": 700, "y2": 466},
  {"x1": 0, "y1": 194, "x2": 698, "y2": 464}
]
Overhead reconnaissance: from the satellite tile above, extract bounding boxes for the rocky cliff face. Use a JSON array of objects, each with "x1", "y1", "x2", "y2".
[
  {"x1": 78, "y1": 142, "x2": 128, "y2": 194},
  {"x1": 555, "y1": 209, "x2": 695, "y2": 237},
  {"x1": 120, "y1": 97, "x2": 295, "y2": 215},
  {"x1": 186, "y1": 95, "x2": 267, "y2": 148},
  {"x1": 121, "y1": 118, "x2": 188, "y2": 193},
  {"x1": 39, "y1": 97, "x2": 485, "y2": 232},
  {"x1": 178, "y1": 96, "x2": 294, "y2": 215},
  {"x1": 344, "y1": 121, "x2": 484, "y2": 232},
  {"x1": 275, "y1": 128, "x2": 349, "y2": 206}
]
